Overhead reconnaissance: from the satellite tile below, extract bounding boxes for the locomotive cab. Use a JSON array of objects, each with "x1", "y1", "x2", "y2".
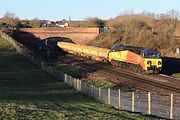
[
  {"x1": 109, "y1": 45, "x2": 162, "y2": 73},
  {"x1": 141, "y1": 49, "x2": 162, "y2": 73}
]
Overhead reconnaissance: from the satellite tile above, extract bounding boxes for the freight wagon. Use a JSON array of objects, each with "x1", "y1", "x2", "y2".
[
  {"x1": 58, "y1": 42, "x2": 110, "y2": 61},
  {"x1": 57, "y1": 42, "x2": 162, "y2": 73}
]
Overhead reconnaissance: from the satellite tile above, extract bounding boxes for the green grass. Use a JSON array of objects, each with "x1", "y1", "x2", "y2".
[
  {"x1": 0, "y1": 36, "x2": 160, "y2": 120},
  {"x1": 55, "y1": 63, "x2": 86, "y2": 78},
  {"x1": 172, "y1": 73, "x2": 180, "y2": 78},
  {"x1": 83, "y1": 75, "x2": 140, "y2": 92},
  {"x1": 84, "y1": 75, "x2": 116, "y2": 89}
]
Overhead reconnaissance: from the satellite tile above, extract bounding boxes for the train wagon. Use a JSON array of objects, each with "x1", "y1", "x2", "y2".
[
  {"x1": 57, "y1": 42, "x2": 110, "y2": 61},
  {"x1": 57, "y1": 42, "x2": 162, "y2": 73}
]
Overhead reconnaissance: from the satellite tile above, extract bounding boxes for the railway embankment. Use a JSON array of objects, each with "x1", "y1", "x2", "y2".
[{"x1": 1, "y1": 31, "x2": 180, "y2": 119}]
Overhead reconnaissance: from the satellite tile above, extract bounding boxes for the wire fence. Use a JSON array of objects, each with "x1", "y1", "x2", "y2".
[{"x1": 1, "y1": 32, "x2": 180, "y2": 120}]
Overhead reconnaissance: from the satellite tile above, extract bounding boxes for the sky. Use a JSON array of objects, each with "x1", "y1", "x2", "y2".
[{"x1": 0, "y1": 0, "x2": 180, "y2": 21}]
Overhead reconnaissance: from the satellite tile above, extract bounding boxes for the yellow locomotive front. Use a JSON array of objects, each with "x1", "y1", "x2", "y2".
[
  {"x1": 108, "y1": 45, "x2": 162, "y2": 73},
  {"x1": 141, "y1": 49, "x2": 162, "y2": 73}
]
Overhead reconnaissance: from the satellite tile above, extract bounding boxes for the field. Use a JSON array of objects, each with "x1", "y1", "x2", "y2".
[
  {"x1": 172, "y1": 73, "x2": 180, "y2": 78},
  {"x1": 0, "y1": 36, "x2": 160, "y2": 120}
]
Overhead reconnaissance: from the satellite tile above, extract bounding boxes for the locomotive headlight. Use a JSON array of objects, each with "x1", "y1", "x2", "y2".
[
  {"x1": 147, "y1": 61, "x2": 151, "y2": 65},
  {"x1": 158, "y1": 61, "x2": 162, "y2": 65}
]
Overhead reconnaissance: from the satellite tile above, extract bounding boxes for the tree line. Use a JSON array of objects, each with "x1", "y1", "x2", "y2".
[
  {"x1": 0, "y1": 12, "x2": 105, "y2": 28},
  {"x1": 0, "y1": 12, "x2": 42, "y2": 28}
]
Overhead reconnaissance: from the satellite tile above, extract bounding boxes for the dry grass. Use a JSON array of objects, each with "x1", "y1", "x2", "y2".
[{"x1": 88, "y1": 15, "x2": 179, "y2": 57}]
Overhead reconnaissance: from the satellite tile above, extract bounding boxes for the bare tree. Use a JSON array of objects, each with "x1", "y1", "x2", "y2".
[
  {"x1": 82, "y1": 17, "x2": 105, "y2": 28},
  {"x1": 29, "y1": 18, "x2": 42, "y2": 28},
  {"x1": 0, "y1": 11, "x2": 21, "y2": 28},
  {"x1": 167, "y1": 10, "x2": 180, "y2": 20},
  {"x1": 3, "y1": 11, "x2": 19, "y2": 20}
]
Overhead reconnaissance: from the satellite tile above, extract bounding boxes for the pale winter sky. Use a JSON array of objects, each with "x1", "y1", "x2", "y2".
[{"x1": 0, "y1": 0, "x2": 179, "y2": 20}]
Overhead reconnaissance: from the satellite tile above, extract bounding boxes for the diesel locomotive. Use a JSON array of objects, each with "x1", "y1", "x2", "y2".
[{"x1": 57, "y1": 42, "x2": 162, "y2": 73}]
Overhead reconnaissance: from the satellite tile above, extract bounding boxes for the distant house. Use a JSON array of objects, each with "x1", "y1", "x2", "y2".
[
  {"x1": 42, "y1": 20, "x2": 69, "y2": 27},
  {"x1": 41, "y1": 20, "x2": 87, "y2": 28},
  {"x1": 56, "y1": 21, "x2": 69, "y2": 27}
]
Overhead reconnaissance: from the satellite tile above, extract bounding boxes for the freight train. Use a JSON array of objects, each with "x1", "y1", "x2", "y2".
[{"x1": 57, "y1": 42, "x2": 162, "y2": 73}]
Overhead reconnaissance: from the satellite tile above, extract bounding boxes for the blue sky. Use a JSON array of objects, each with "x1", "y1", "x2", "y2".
[{"x1": 0, "y1": 0, "x2": 180, "y2": 20}]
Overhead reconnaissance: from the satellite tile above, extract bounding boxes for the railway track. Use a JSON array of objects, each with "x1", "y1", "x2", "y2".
[
  {"x1": 23, "y1": 43, "x2": 180, "y2": 94},
  {"x1": 102, "y1": 66, "x2": 180, "y2": 94},
  {"x1": 59, "y1": 54, "x2": 180, "y2": 94},
  {"x1": 9, "y1": 33, "x2": 180, "y2": 94}
]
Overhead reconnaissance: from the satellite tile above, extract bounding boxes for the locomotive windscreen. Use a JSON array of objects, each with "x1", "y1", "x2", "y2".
[
  {"x1": 142, "y1": 48, "x2": 161, "y2": 58},
  {"x1": 110, "y1": 45, "x2": 144, "y2": 55},
  {"x1": 110, "y1": 45, "x2": 161, "y2": 59}
]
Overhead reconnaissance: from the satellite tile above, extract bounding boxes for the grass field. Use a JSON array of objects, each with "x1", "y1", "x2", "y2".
[
  {"x1": 0, "y1": 36, "x2": 160, "y2": 120},
  {"x1": 172, "y1": 73, "x2": 180, "y2": 78}
]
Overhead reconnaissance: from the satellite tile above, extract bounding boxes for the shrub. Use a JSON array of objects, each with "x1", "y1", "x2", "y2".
[
  {"x1": 88, "y1": 15, "x2": 177, "y2": 57},
  {"x1": 81, "y1": 17, "x2": 105, "y2": 28}
]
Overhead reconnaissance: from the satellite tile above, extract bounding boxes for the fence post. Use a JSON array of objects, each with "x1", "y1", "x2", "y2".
[
  {"x1": 72, "y1": 77, "x2": 74, "y2": 88},
  {"x1": 79, "y1": 80, "x2": 82, "y2": 92},
  {"x1": 68, "y1": 75, "x2": 70, "y2": 85},
  {"x1": 98, "y1": 87, "x2": 101, "y2": 101},
  {"x1": 148, "y1": 92, "x2": 151, "y2": 114},
  {"x1": 170, "y1": 94, "x2": 173, "y2": 119},
  {"x1": 91, "y1": 85, "x2": 94, "y2": 96},
  {"x1": 41, "y1": 61, "x2": 44, "y2": 70},
  {"x1": 69, "y1": 76, "x2": 72, "y2": 86},
  {"x1": 118, "y1": 89, "x2": 121, "y2": 109},
  {"x1": 76, "y1": 79, "x2": 78, "y2": 90},
  {"x1": 71, "y1": 76, "x2": 74, "y2": 87},
  {"x1": 64, "y1": 74, "x2": 67, "y2": 83},
  {"x1": 108, "y1": 88, "x2": 111, "y2": 105},
  {"x1": 74, "y1": 78, "x2": 77, "y2": 89},
  {"x1": 77, "y1": 79, "x2": 79, "y2": 91},
  {"x1": 67, "y1": 75, "x2": 71, "y2": 86},
  {"x1": 75, "y1": 78, "x2": 77, "y2": 90},
  {"x1": 132, "y1": 92, "x2": 134, "y2": 112}
]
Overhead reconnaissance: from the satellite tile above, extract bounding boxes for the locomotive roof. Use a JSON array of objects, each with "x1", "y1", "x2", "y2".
[{"x1": 111, "y1": 45, "x2": 157, "y2": 55}]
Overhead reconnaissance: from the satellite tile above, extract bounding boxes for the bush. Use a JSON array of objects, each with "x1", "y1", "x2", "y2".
[
  {"x1": 81, "y1": 17, "x2": 105, "y2": 28},
  {"x1": 88, "y1": 16, "x2": 177, "y2": 57}
]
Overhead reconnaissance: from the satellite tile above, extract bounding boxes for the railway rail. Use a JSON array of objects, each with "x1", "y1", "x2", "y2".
[
  {"x1": 8, "y1": 31, "x2": 180, "y2": 94},
  {"x1": 59, "y1": 54, "x2": 180, "y2": 94},
  {"x1": 103, "y1": 66, "x2": 180, "y2": 94},
  {"x1": 30, "y1": 39, "x2": 180, "y2": 94}
]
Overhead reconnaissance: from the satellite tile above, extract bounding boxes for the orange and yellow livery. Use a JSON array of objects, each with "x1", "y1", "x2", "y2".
[{"x1": 57, "y1": 42, "x2": 162, "y2": 73}]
